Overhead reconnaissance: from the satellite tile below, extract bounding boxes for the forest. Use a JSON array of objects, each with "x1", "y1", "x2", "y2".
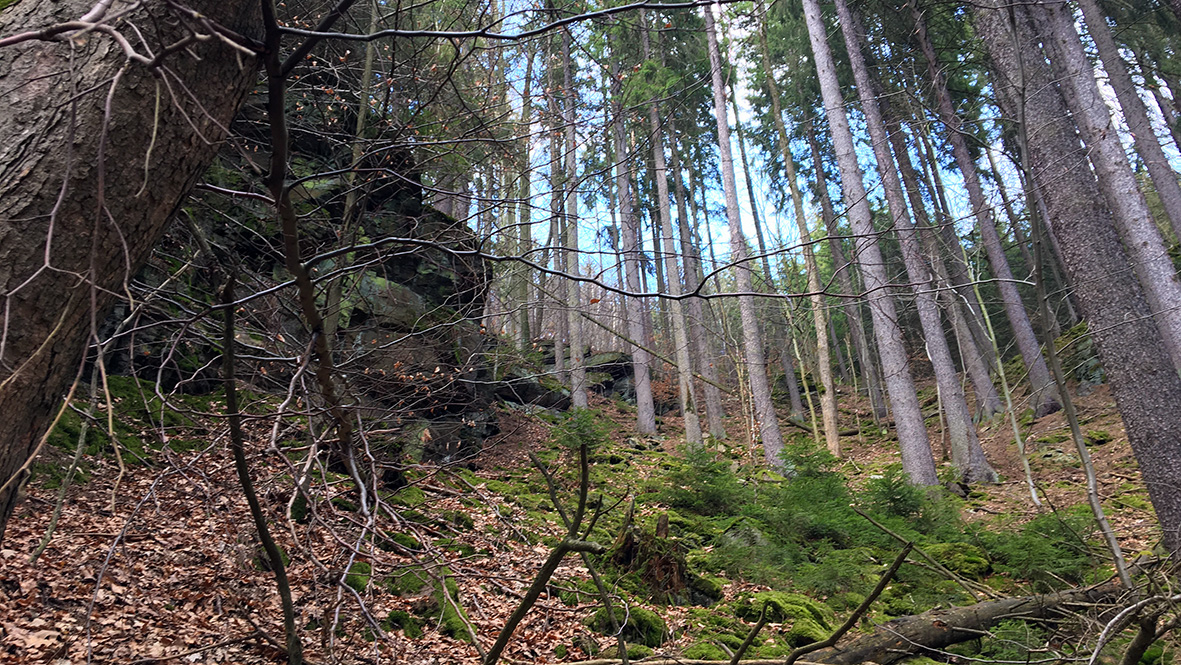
[{"x1": 2, "y1": 0, "x2": 1181, "y2": 662}]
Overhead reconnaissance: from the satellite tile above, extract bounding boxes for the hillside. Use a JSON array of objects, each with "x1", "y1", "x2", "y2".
[{"x1": 0, "y1": 377, "x2": 1161, "y2": 664}]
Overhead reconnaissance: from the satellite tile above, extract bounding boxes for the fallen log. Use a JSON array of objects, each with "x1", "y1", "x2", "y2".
[
  {"x1": 553, "y1": 579, "x2": 1130, "y2": 665},
  {"x1": 802, "y1": 580, "x2": 1128, "y2": 665}
]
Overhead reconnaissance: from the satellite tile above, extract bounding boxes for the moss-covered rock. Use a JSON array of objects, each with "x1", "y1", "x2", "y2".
[
  {"x1": 683, "y1": 642, "x2": 728, "y2": 660},
  {"x1": 386, "y1": 565, "x2": 473, "y2": 642},
  {"x1": 734, "y1": 592, "x2": 834, "y2": 647},
  {"x1": 345, "y1": 561, "x2": 372, "y2": 592},
  {"x1": 926, "y1": 543, "x2": 991, "y2": 580},
  {"x1": 383, "y1": 610, "x2": 423, "y2": 639},
  {"x1": 586, "y1": 606, "x2": 668, "y2": 647}
]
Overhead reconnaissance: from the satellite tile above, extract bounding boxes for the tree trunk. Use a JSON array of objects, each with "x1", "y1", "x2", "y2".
[
  {"x1": 836, "y1": 0, "x2": 996, "y2": 483},
  {"x1": 975, "y1": 0, "x2": 1181, "y2": 555},
  {"x1": 611, "y1": 61, "x2": 657, "y2": 434},
  {"x1": 806, "y1": 579, "x2": 1127, "y2": 665},
  {"x1": 806, "y1": 124, "x2": 889, "y2": 422},
  {"x1": 886, "y1": 111, "x2": 1003, "y2": 421},
  {"x1": 802, "y1": 0, "x2": 937, "y2": 483},
  {"x1": 703, "y1": 3, "x2": 784, "y2": 465},
  {"x1": 641, "y1": 10, "x2": 702, "y2": 447},
  {"x1": 1030, "y1": 0, "x2": 1181, "y2": 374},
  {"x1": 0, "y1": 0, "x2": 260, "y2": 540},
  {"x1": 755, "y1": 5, "x2": 841, "y2": 455},
  {"x1": 911, "y1": 1, "x2": 1061, "y2": 418},
  {"x1": 669, "y1": 121, "x2": 727, "y2": 439},
  {"x1": 561, "y1": 27, "x2": 587, "y2": 409}
]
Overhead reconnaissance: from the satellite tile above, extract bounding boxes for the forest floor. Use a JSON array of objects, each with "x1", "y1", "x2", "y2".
[{"x1": 0, "y1": 376, "x2": 1158, "y2": 664}]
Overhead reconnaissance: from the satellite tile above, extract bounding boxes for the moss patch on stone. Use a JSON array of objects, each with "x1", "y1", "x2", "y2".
[{"x1": 586, "y1": 606, "x2": 667, "y2": 647}]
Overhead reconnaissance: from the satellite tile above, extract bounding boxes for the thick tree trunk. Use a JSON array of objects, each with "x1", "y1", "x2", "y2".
[
  {"x1": 1030, "y1": 0, "x2": 1181, "y2": 375},
  {"x1": 837, "y1": 0, "x2": 996, "y2": 483},
  {"x1": 801, "y1": 0, "x2": 937, "y2": 484},
  {"x1": 910, "y1": 1, "x2": 1061, "y2": 418},
  {"x1": 0, "y1": 0, "x2": 260, "y2": 540},
  {"x1": 703, "y1": 3, "x2": 784, "y2": 465},
  {"x1": 975, "y1": 0, "x2": 1181, "y2": 554}
]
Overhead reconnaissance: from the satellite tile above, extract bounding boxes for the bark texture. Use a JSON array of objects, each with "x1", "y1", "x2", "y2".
[
  {"x1": 0, "y1": 0, "x2": 261, "y2": 540},
  {"x1": 1031, "y1": 0, "x2": 1181, "y2": 375},
  {"x1": 975, "y1": 0, "x2": 1181, "y2": 554}
]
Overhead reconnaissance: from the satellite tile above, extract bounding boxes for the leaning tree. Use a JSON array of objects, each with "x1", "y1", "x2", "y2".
[{"x1": 0, "y1": 0, "x2": 262, "y2": 541}]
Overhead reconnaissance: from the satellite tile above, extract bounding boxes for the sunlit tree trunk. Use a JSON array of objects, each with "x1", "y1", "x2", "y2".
[
  {"x1": 1030, "y1": 0, "x2": 1181, "y2": 374},
  {"x1": 884, "y1": 110, "x2": 1003, "y2": 420},
  {"x1": 704, "y1": 3, "x2": 784, "y2": 465},
  {"x1": 641, "y1": 10, "x2": 702, "y2": 446},
  {"x1": 806, "y1": 123, "x2": 889, "y2": 421},
  {"x1": 801, "y1": 0, "x2": 938, "y2": 484},
  {"x1": 669, "y1": 122, "x2": 728, "y2": 438},
  {"x1": 561, "y1": 26, "x2": 587, "y2": 408}
]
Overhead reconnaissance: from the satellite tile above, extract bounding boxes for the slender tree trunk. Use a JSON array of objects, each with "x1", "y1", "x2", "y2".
[
  {"x1": 801, "y1": 0, "x2": 937, "y2": 484},
  {"x1": 806, "y1": 123, "x2": 889, "y2": 421},
  {"x1": 611, "y1": 60, "x2": 657, "y2": 433},
  {"x1": 911, "y1": 121, "x2": 998, "y2": 374},
  {"x1": 1078, "y1": 0, "x2": 1181, "y2": 239},
  {"x1": 704, "y1": 3, "x2": 785, "y2": 465},
  {"x1": 755, "y1": 3, "x2": 840, "y2": 455},
  {"x1": 561, "y1": 27, "x2": 587, "y2": 408},
  {"x1": 669, "y1": 121, "x2": 728, "y2": 438},
  {"x1": 911, "y1": 1, "x2": 1061, "y2": 417},
  {"x1": 837, "y1": 0, "x2": 996, "y2": 482},
  {"x1": 885, "y1": 110, "x2": 1003, "y2": 420},
  {"x1": 0, "y1": 0, "x2": 260, "y2": 538},
  {"x1": 1030, "y1": 0, "x2": 1181, "y2": 374},
  {"x1": 975, "y1": 0, "x2": 1181, "y2": 554},
  {"x1": 513, "y1": 52, "x2": 536, "y2": 352},
  {"x1": 641, "y1": 10, "x2": 702, "y2": 446}
]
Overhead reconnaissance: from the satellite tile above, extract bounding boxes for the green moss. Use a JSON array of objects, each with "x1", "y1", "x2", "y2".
[
  {"x1": 253, "y1": 544, "x2": 290, "y2": 572},
  {"x1": 389, "y1": 486, "x2": 426, "y2": 507},
  {"x1": 683, "y1": 642, "x2": 728, "y2": 660},
  {"x1": 926, "y1": 543, "x2": 991, "y2": 580},
  {"x1": 384, "y1": 610, "x2": 423, "y2": 639},
  {"x1": 587, "y1": 606, "x2": 668, "y2": 647},
  {"x1": 345, "y1": 561, "x2": 372, "y2": 592},
  {"x1": 291, "y1": 492, "x2": 309, "y2": 523},
  {"x1": 734, "y1": 592, "x2": 834, "y2": 647},
  {"x1": 598, "y1": 643, "x2": 653, "y2": 660},
  {"x1": 385, "y1": 565, "x2": 472, "y2": 642},
  {"x1": 554, "y1": 644, "x2": 568, "y2": 658},
  {"x1": 435, "y1": 538, "x2": 476, "y2": 557},
  {"x1": 1086, "y1": 430, "x2": 1114, "y2": 446},
  {"x1": 442, "y1": 510, "x2": 476, "y2": 531}
]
